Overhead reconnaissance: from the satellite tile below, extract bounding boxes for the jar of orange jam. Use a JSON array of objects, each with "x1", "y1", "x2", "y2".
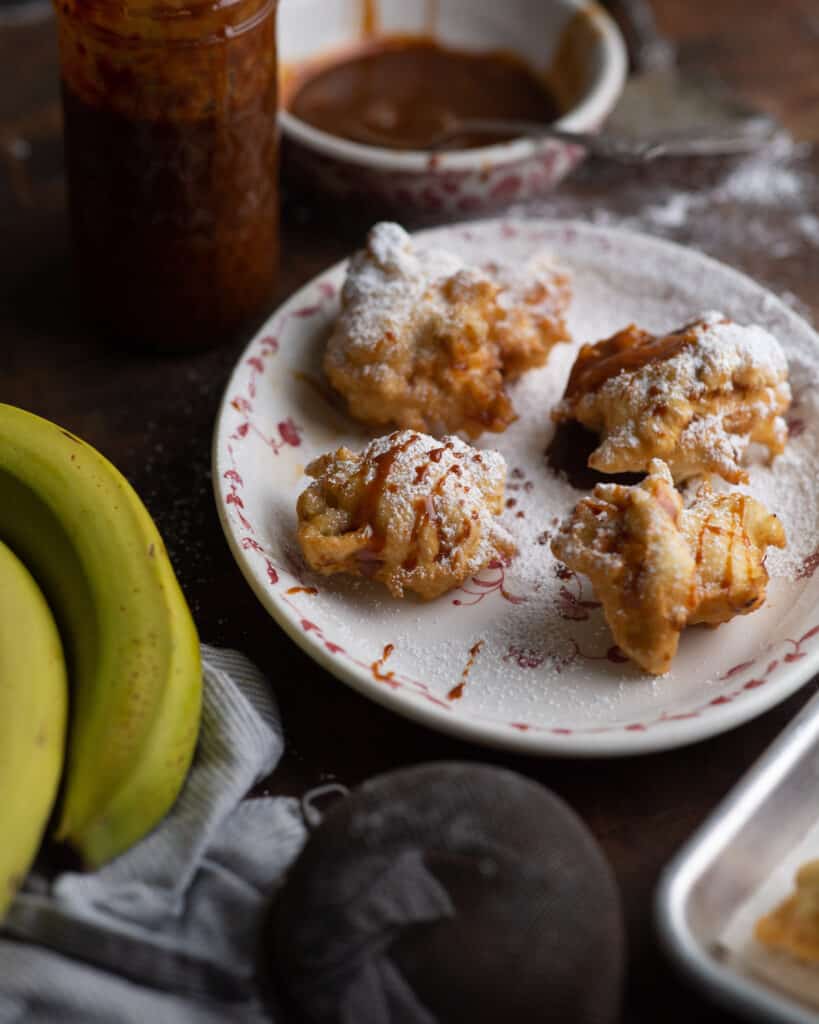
[{"x1": 54, "y1": 0, "x2": 279, "y2": 351}]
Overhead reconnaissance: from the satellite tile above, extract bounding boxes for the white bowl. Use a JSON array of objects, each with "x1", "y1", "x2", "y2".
[{"x1": 278, "y1": 0, "x2": 627, "y2": 215}]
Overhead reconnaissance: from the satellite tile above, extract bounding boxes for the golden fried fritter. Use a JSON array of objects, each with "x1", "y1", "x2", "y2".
[
  {"x1": 755, "y1": 860, "x2": 819, "y2": 964},
  {"x1": 297, "y1": 430, "x2": 515, "y2": 600},
  {"x1": 325, "y1": 223, "x2": 571, "y2": 439},
  {"x1": 551, "y1": 460, "x2": 695, "y2": 675},
  {"x1": 553, "y1": 313, "x2": 791, "y2": 483},
  {"x1": 551, "y1": 460, "x2": 786, "y2": 674},
  {"x1": 682, "y1": 480, "x2": 786, "y2": 626}
]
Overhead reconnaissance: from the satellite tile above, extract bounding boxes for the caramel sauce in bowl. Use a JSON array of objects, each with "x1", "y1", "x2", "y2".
[
  {"x1": 277, "y1": 0, "x2": 627, "y2": 214},
  {"x1": 286, "y1": 37, "x2": 563, "y2": 152}
]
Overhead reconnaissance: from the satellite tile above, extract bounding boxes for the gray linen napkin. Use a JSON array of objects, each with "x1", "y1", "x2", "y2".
[{"x1": 0, "y1": 644, "x2": 307, "y2": 1023}]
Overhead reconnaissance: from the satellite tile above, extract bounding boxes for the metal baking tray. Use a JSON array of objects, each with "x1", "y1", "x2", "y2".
[{"x1": 657, "y1": 690, "x2": 819, "y2": 1023}]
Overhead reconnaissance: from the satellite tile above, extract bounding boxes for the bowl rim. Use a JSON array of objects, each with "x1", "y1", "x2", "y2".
[{"x1": 278, "y1": 0, "x2": 628, "y2": 173}]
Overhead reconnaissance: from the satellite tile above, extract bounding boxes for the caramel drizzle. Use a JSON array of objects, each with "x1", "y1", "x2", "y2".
[
  {"x1": 371, "y1": 643, "x2": 395, "y2": 683},
  {"x1": 402, "y1": 443, "x2": 466, "y2": 572},
  {"x1": 286, "y1": 586, "x2": 318, "y2": 596},
  {"x1": 448, "y1": 640, "x2": 484, "y2": 700},
  {"x1": 689, "y1": 495, "x2": 749, "y2": 606},
  {"x1": 564, "y1": 323, "x2": 698, "y2": 399},
  {"x1": 354, "y1": 432, "x2": 420, "y2": 553},
  {"x1": 361, "y1": 0, "x2": 378, "y2": 35},
  {"x1": 352, "y1": 435, "x2": 473, "y2": 574},
  {"x1": 723, "y1": 496, "x2": 750, "y2": 593},
  {"x1": 428, "y1": 442, "x2": 454, "y2": 464}
]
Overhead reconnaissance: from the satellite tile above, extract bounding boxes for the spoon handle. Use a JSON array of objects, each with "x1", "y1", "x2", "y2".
[
  {"x1": 565, "y1": 127, "x2": 780, "y2": 162},
  {"x1": 433, "y1": 119, "x2": 779, "y2": 163}
]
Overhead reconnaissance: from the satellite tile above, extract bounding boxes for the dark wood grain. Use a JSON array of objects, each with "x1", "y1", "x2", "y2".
[{"x1": 1, "y1": 4, "x2": 817, "y2": 1021}]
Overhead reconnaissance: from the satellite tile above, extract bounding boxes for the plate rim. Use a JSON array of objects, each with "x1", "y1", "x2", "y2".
[{"x1": 212, "y1": 217, "x2": 819, "y2": 757}]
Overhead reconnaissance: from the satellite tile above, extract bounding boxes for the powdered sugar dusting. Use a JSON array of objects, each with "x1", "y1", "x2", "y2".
[
  {"x1": 491, "y1": 251, "x2": 571, "y2": 324},
  {"x1": 220, "y1": 219, "x2": 819, "y2": 751},
  {"x1": 326, "y1": 221, "x2": 569, "y2": 375},
  {"x1": 330, "y1": 222, "x2": 464, "y2": 365},
  {"x1": 678, "y1": 412, "x2": 743, "y2": 472},
  {"x1": 302, "y1": 429, "x2": 514, "y2": 599},
  {"x1": 413, "y1": 224, "x2": 819, "y2": 688},
  {"x1": 557, "y1": 311, "x2": 791, "y2": 482},
  {"x1": 355, "y1": 429, "x2": 511, "y2": 577},
  {"x1": 714, "y1": 158, "x2": 805, "y2": 205},
  {"x1": 696, "y1": 311, "x2": 789, "y2": 373}
]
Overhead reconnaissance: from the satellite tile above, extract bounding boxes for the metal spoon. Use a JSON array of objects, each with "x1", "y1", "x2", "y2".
[
  {"x1": 344, "y1": 117, "x2": 782, "y2": 163},
  {"x1": 427, "y1": 118, "x2": 780, "y2": 161}
]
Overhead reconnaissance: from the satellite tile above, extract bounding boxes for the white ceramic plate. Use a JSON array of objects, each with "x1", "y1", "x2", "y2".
[{"x1": 213, "y1": 220, "x2": 819, "y2": 756}]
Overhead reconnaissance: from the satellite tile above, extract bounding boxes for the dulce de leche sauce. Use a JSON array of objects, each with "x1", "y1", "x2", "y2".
[
  {"x1": 287, "y1": 36, "x2": 562, "y2": 150},
  {"x1": 563, "y1": 324, "x2": 700, "y2": 400},
  {"x1": 55, "y1": 0, "x2": 279, "y2": 351}
]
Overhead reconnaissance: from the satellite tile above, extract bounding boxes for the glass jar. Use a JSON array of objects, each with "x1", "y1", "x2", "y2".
[{"x1": 54, "y1": 0, "x2": 279, "y2": 351}]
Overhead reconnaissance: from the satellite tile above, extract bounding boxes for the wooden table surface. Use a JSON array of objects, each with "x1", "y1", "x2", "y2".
[{"x1": 2, "y1": 2, "x2": 818, "y2": 1020}]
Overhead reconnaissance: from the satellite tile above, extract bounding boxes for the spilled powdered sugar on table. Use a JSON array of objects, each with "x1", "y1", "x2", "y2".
[{"x1": 511, "y1": 136, "x2": 819, "y2": 317}]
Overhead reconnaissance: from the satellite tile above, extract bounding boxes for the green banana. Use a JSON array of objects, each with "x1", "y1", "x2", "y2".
[
  {"x1": 0, "y1": 403, "x2": 202, "y2": 867},
  {"x1": 0, "y1": 538, "x2": 67, "y2": 919}
]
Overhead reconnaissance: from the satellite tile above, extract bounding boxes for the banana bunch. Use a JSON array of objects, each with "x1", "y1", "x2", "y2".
[
  {"x1": 0, "y1": 539, "x2": 67, "y2": 919},
  {"x1": 0, "y1": 403, "x2": 202, "y2": 909}
]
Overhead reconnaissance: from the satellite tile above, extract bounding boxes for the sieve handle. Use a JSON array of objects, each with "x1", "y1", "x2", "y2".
[{"x1": 601, "y1": 0, "x2": 677, "y2": 73}]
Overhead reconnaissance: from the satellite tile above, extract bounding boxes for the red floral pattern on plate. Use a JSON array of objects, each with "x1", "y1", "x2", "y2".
[
  {"x1": 553, "y1": 563, "x2": 602, "y2": 622},
  {"x1": 452, "y1": 559, "x2": 525, "y2": 608}
]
